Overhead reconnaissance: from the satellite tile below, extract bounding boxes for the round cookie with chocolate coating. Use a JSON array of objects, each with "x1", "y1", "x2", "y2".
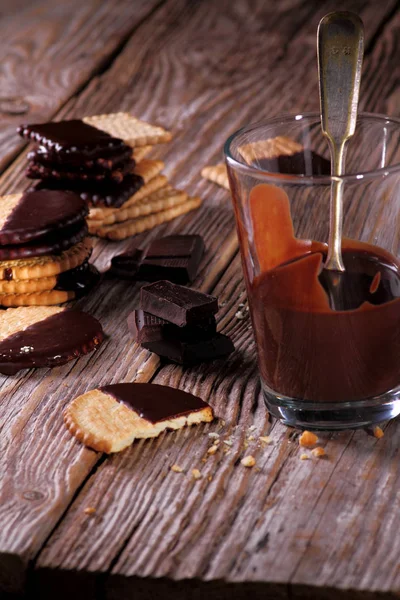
[
  {"x1": 0, "y1": 306, "x2": 104, "y2": 375},
  {"x1": 0, "y1": 189, "x2": 87, "y2": 245}
]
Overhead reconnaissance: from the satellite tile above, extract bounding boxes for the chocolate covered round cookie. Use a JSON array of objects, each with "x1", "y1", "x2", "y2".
[{"x1": 0, "y1": 306, "x2": 104, "y2": 375}]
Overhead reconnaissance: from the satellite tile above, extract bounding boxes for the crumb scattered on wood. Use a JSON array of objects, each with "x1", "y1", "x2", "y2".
[
  {"x1": 208, "y1": 432, "x2": 220, "y2": 439},
  {"x1": 171, "y1": 464, "x2": 184, "y2": 473},
  {"x1": 311, "y1": 447, "x2": 326, "y2": 458},
  {"x1": 299, "y1": 431, "x2": 318, "y2": 448},
  {"x1": 260, "y1": 436, "x2": 272, "y2": 444},
  {"x1": 247, "y1": 435, "x2": 255, "y2": 442},
  {"x1": 241, "y1": 455, "x2": 256, "y2": 467},
  {"x1": 207, "y1": 445, "x2": 218, "y2": 455},
  {"x1": 300, "y1": 453, "x2": 309, "y2": 460},
  {"x1": 373, "y1": 426, "x2": 384, "y2": 439},
  {"x1": 235, "y1": 310, "x2": 247, "y2": 320},
  {"x1": 84, "y1": 507, "x2": 96, "y2": 515},
  {"x1": 223, "y1": 439, "x2": 233, "y2": 447},
  {"x1": 192, "y1": 469, "x2": 202, "y2": 480}
]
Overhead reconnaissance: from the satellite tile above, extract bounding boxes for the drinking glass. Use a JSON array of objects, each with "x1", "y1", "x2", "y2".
[{"x1": 225, "y1": 112, "x2": 400, "y2": 429}]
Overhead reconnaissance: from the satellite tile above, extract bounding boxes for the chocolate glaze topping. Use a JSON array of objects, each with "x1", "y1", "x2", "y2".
[
  {"x1": 29, "y1": 144, "x2": 133, "y2": 170},
  {"x1": 0, "y1": 310, "x2": 104, "y2": 375},
  {"x1": 0, "y1": 190, "x2": 87, "y2": 245},
  {"x1": 18, "y1": 120, "x2": 126, "y2": 157},
  {"x1": 100, "y1": 382, "x2": 209, "y2": 423}
]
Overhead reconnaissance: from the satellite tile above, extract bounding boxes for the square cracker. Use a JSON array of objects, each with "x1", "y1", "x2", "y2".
[
  {"x1": 87, "y1": 186, "x2": 188, "y2": 228},
  {"x1": 201, "y1": 164, "x2": 229, "y2": 190},
  {"x1": 91, "y1": 197, "x2": 202, "y2": 240},
  {"x1": 83, "y1": 113, "x2": 172, "y2": 147}
]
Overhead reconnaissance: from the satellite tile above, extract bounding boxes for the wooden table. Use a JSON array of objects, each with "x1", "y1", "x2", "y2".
[{"x1": 1, "y1": 1, "x2": 400, "y2": 598}]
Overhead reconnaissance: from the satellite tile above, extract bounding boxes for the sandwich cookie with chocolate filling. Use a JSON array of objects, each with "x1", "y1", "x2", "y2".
[
  {"x1": 64, "y1": 382, "x2": 214, "y2": 453},
  {"x1": 0, "y1": 190, "x2": 99, "y2": 306}
]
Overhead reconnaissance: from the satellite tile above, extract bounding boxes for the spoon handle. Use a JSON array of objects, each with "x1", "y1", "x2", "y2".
[{"x1": 318, "y1": 11, "x2": 364, "y2": 272}]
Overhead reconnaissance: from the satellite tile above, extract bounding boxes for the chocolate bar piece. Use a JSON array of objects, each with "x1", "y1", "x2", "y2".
[
  {"x1": 111, "y1": 235, "x2": 205, "y2": 284},
  {"x1": 142, "y1": 333, "x2": 234, "y2": 365},
  {"x1": 18, "y1": 119, "x2": 127, "y2": 158},
  {"x1": 34, "y1": 172, "x2": 145, "y2": 208},
  {"x1": 140, "y1": 280, "x2": 218, "y2": 327},
  {"x1": 128, "y1": 309, "x2": 217, "y2": 344}
]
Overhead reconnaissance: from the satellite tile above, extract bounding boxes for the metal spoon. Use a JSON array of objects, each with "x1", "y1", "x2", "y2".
[{"x1": 317, "y1": 11, "x2": 364, "y2": 309}]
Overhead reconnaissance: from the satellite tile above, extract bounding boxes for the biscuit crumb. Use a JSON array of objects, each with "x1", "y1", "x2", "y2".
[
  {"x1": 207, "y1": 445, "x2": 218, "y2": 455},
  {"x1": 299, "y1": 431, "x2": 318, "y2": 448},
  {"x1": 312, "y1": 447, "x2": 326, "y2": 458},
  {"x1": 300, "y1": 453, "x2": 309, "y2": 460},
  {"x1": 192, "y1": 469, "x2": 202, "y2": 480},
  {"x1": 373, "y1": 426, "x2": 384, "y2": 439},
  {"x1": 247, "y1": 435, "x2": 255, "y2": 442},
  {"x1": 241, "y1": 455, "x2": 256, "y2": 467},
  {"x1": 208, "y1": 432, "x2": 220, "y2": 439},
  {"x1": 223, "y1": 439, "x2": 233, "y2": 447},
  {"x1": 171, "y1": 464, "x2": 184, "y2": 473},
  {"x1": 84, "y1": 507, "x2": 96, "y2": 515},
  {"x1": 208, "y1": 475, "x2": 213, "y2": 481},
  {"x1": 259, "y1": 436, "x2": 272, "y2": 444},
  {"x1": 235, "y1": 310, "x2": 247, "y2": 320}
]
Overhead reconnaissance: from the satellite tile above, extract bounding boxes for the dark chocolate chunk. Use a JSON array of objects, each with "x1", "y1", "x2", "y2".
[
  {"x1": 111, "y1": 235, "x2": 205, "y2": 284},
  {"x1": 0, "y1": 220, "x2": 87, "y2": 260},
  {"x1": 128, "y1": 309, "x2": 217, "y2": 344},
  {"x1": 34, "y1": 172, "x2": 145, "y2": 208},
  {"x1": 0, "y1": 190, "x2": 87, "y2": 245},
  {"x1": 26, "y1": 158, "x2": 135, "y2": 183},
  {"x1": 256, "y1": 150, "x2": 331, "y2": 176},
  {"x1": 0, "y1": 309, "x2": 104, "y2": 375},
  {"x1": 142, "y1": 333, "x2": 234, "y2": 365},
  {"x1": 55, "y1": 260, "x2": 101, "y2": 298},
  {"x1": 140, "y1": 280, "x2": 218, "y2": 327},
  {"x1": 29, "y1": 144, "x2": 133, "y2": 170},
  {"x1": 17, "y1": 119, "x2": 126, "y2": 157},
  {"x1": 100, "y1": 382, "x2": 210, "y2": 424}
]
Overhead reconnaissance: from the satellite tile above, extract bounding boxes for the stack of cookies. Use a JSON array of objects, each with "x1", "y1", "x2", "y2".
[
  {"x1": 0, "y1": 189, "x2": 98, "y2": 307},
  {"x1": 19, "y1": 113, "x2": 202, "y2": 241},
  {"x1": 129, "y1": 280, "x2": 234, "y2": 365}
]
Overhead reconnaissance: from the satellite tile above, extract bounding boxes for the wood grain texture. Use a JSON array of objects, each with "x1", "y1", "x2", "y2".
[
  {"x1": 0, "y1": 0, "x2": 399, "y2": 598},
  {"x1": 0, "y1": 0, "x2": 162, "y2": 172}
]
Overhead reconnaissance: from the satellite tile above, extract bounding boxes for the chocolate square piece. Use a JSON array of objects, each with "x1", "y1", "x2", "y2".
[
  {"x1": 140, "y1": 281, "x2": 218, "y2": 327},
  {"x1": 128, "y1": 309, "x2": 217, "y2": 344},
  {"x1": 111, "y1": 235, "x2": 205, "y2": 284},
  {"x1": 142, "y1": 333, "x2": 234, "y2": 365}
]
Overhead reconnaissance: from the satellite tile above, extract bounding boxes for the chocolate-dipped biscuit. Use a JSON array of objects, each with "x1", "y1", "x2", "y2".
[
  {"x1": 34, "y1": 172, "x2": 145, "y2": 208},
  {"x1": 18, "y1": 119, "x2": 127, "y2": 158},
  {"x1": 64, "y1": 383, "x2": 214, "y2": 453},
  {"x1": 0, "y1": 220, "x2": 88, "y2": 260},
  {"x1": 0, "y1": 190, "x2": 87, "y2": 245},
  {"x1": 26, "y1": 158, "x2": 135, "y2": 183},
  {"x1": 28, "y1": 144, "x2": 133, "y2": 170},
  {"x1": 0, "y1": 306, "x2": 104, "y2": 375}
]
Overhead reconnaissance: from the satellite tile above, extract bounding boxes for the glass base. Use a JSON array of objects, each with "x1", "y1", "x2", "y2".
[{"x1": 263, "y1": 383, "x2": 400, "y2": 430}]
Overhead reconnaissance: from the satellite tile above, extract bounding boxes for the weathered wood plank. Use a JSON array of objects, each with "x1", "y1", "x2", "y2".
[
  {"x1": 0, "y1": 0, "x2": 163, "y2": 172},
  {"x1": 20, "y1": 1, "x2": 400, "y2": 600}
]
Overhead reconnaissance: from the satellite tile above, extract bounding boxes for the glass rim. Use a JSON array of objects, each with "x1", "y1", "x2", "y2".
[{"x1": 224, "y1": 111, "x2": 400, "y2": 185}]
